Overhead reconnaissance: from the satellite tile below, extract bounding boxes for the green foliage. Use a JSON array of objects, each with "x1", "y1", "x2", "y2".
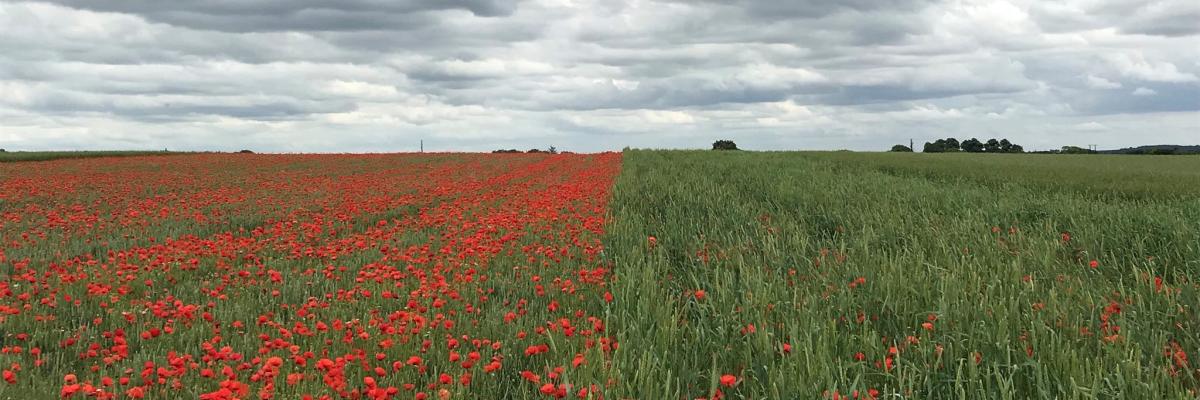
[
  {"x1": 608, "y1": 150, "x2": 1199, "y2": 399},
  {"x1": 961, "y1": 138, "x2": 985, "y2": 153},
  {"x1": 802, "y1": 151, "x2": 1200, "y2": 200},
  {"x1": 1059, "y1": 146, "x2": 1098, "y2": 154},
  {"x1": 1108, "y1": 145, "x2": 1200, "y2": 155},
  {"x1": 517, "y1": 146, "x2": 558, "y2": 154},
  {"x1": 0, "y1": 150, "x2": 183, "y2": 163},
  {"x1": 889, "y1": 144, "x2": 913, "y2": 152},
  {"x1": 712, "y1": 140, "x2": 739, "y2": 150},
  {"x1": 983, "y1": 138, "x2": 1000, "y2": 153},
  {"x1": 922, "y1": 138, "x2": 961, "y2": 153},
  {"x1": 999, "y1": 139, "x2": 1023, "y2": 153},
  {"x1": 930, "y1": 138, "x2": 1024, "y2": 153}
]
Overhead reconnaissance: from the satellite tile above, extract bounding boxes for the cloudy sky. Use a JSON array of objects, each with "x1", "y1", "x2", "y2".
[{"x1": 0, "y1": 0, "x2": 1196, "y2": 152}]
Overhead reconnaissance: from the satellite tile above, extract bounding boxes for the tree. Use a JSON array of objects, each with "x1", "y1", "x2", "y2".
[
  {"x1": 890, "y1": 144, "x2": 913, "y2": 152},
  {"x1": 712, "y1": 140, "x2": 739, "y2": 150},
  {"x1": 961, "y1": 138, "x2": 985, "y2": 153},
  {"x1": 923, "y1": 138, "x2": 961, "y2": 153},
  {"x1": 996, "y1": 139, "x2": 1025, "y2": 153},
  {"x1": 1060, "y1": 146, "x2": 1095, "y2": 154},
  {"x1": 945, "y1": 138, "x2": 960, "y2": 150},
  {"x1": 984, "y1": 139, "x2": 1001, "y2": 153}
]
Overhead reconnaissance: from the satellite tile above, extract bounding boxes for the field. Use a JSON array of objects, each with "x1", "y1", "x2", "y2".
[
  {"x1": 0, "y1": 151, "x2": 1196, "y2": 399},
  {"x1": 0, "y1": 151, "x2": 184, "y2": 163},
  {"x1": 608, "y1": 151, "x2": 1198, "y2": 399}
]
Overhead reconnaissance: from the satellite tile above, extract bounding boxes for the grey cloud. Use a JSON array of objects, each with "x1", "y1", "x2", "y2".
[
  {"x1": 1031, "y1": 0, "x2": 1200, "y2": 37},
  {"x1": 688, "y1": 0, "x2": 936, "y2": 20},
  {"x1": 25, "y1": 89, "x2": 358, "y2": 121},
  {"x1": 40, "y1": 0, "x2": 522, "y2": 31},
  {"x1": 1120, "y1": 8, "x2": 1200, "y2": 37},
  {"x1": 1073, "y1": 83, "x2": 1200, "y2": 115},
  {"x1": 0, "y1": 0, "x2": 1196, "y2": 152}
]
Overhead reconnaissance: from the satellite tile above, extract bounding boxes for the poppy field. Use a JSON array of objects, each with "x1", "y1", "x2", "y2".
[
  {"x1": 0, "y1": 153, "x2": 621, "y2": 399},
  {"x1": 0, "y1": 151, "x2": 1197, "y2": 399}
]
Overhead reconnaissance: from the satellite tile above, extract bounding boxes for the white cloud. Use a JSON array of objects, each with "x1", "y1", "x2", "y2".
[
  {"x1": 1105, "y1": 53, "x2": 1198, "y2": 83},
  {"x1": 1073, "y1": 121, "x2": 1108, "y2": 131},
  {"x1": 734, "y1": 63, "x2": 828, "y2": 90},
  {"x1": 1085, "y1": 75, "x2": 1122, "y2": 89},
  {"x1": 1131, "y1": 87, "x2": 1157, "y2": 96}
]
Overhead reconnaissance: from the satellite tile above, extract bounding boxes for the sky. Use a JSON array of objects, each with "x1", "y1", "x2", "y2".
[{"x1": 0, "y1": 0, "x2": 1197, "y2": 153}]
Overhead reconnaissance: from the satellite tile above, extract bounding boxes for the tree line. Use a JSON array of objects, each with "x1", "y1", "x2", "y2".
[
  {"x1": 493, "y1": 146, "x2": 559, "y2": 154},
  {"x1": 890, "y1": 138, "x2": 1025, "y2": 153}
]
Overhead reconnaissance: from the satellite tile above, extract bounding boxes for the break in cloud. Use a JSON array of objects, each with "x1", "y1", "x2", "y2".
[{"x1": 0, "y1": 0, "x2": 1196, "y2": 152}]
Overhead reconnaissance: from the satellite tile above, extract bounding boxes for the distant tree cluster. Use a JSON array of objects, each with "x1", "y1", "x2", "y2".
[
  {"x1": 493, "y1": 146, "x2": 558, "y2": 154},
  {"x1": 712, "y1": 140, "x2": 739, "y2": 150},
  {"x1": 1118, "y1": 146, "x2": 1194, "y2": 155},
  {"x1": 921, "y1": 137, "x2": 1023, "y2": 153},
  {"x1": 1033, "y1": 145, "x2": 1199, "y2": 155},
  {"x1": 1052, "y1": 146, "x2": 1099, "y2": 154},
  {"x1": 889, "y1": 145, "x2": 913, "y2": 152},
  {"x1": 922, "y1": 138, "x2": 959, "y2": 153}
]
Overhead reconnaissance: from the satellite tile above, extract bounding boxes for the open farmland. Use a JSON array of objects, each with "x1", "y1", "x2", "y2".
[
  {"x1": 0, "y1": 153, "x2": 622, "y2": 399},
  {"x1": 607, "y1": 151, "x2": 1199, "y2": 399},
  {"x1": 0, "y1": 151, "x2": 1197, "y2": 399},
  {"x1": 0, "y1": 151, "x2": 185, "y2": 164}
]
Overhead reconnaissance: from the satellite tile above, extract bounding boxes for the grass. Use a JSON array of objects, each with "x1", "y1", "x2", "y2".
[
  {"x1": 0, "y1": 150, "x2": 1196, "y2": 399},
  {"x1": 606, "y1": 150, "x2": 1199, "y2": 399},
  {"x1": 0, "y1": 150, "x2": 188, "y2": 163},
  {"x1": 801, "y1": 151, "x2": 1200, "y2": 200}
]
